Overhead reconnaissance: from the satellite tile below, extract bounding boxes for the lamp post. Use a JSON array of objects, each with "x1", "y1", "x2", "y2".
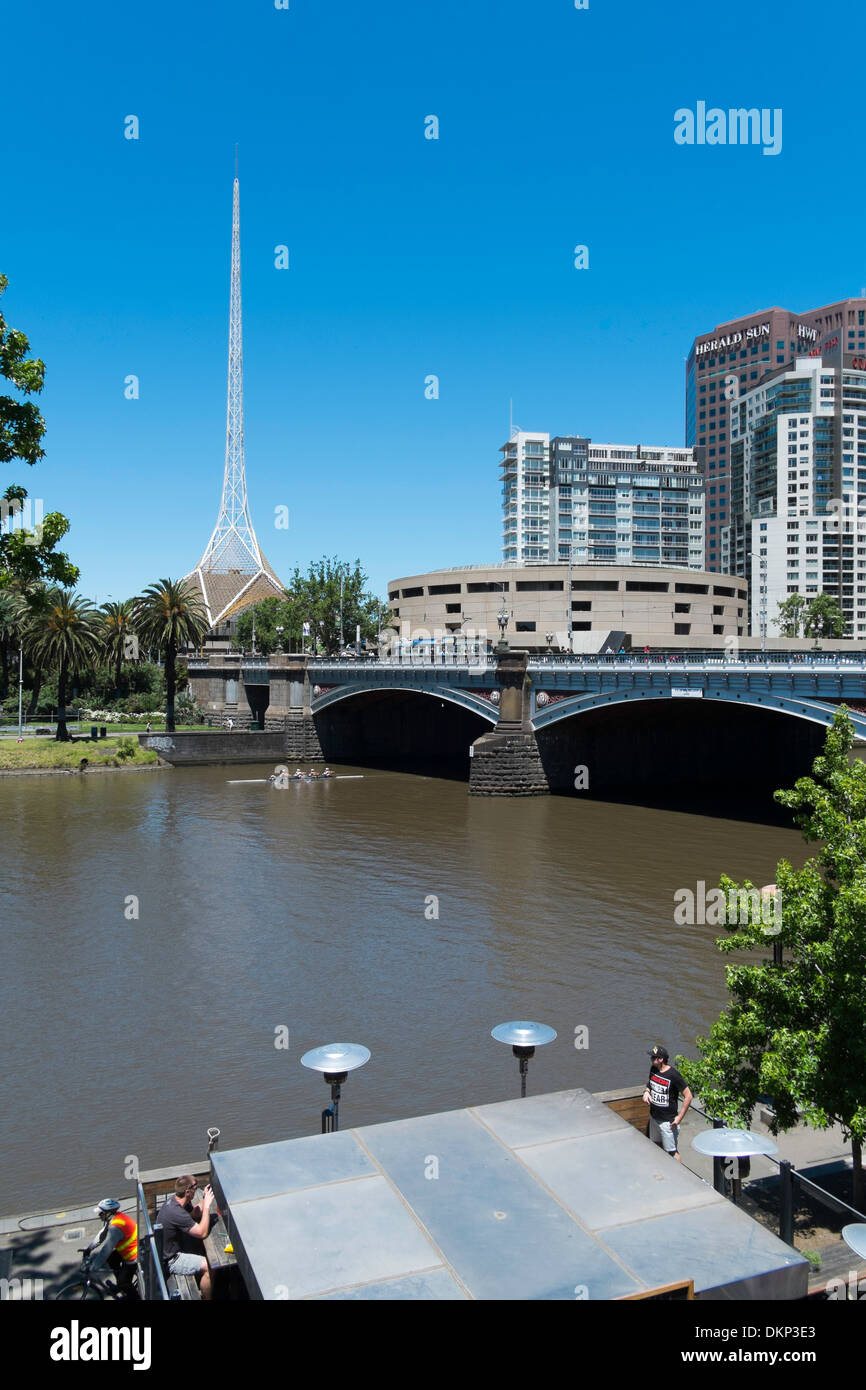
[
  {"x1": 545, "y1": 631, "x2": 554, "y2": 654},
  {"x1": 275, "y1": 625, "x2": 284, "y2": 654},
  {"x1": 18, "y1": 644, "x2": 24, "y2": 740},
  {"x1": 496, "y1": 588, "x2": 509, "y2": 652},
  {"x1": 300, "y1": 1043, "x2": 370, "y2": 1132},
  {"x1": 491, "y1": 1021, "x2": 557, "y2": 1098}
]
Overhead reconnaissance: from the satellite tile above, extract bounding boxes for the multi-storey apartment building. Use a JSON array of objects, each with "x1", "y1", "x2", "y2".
[
  {"x1": 500, "y1": 431, "x2": 550, "y2": 563},
  {"x1": 723, "y1": 341, "x2": 866, "y2": 639},
  {"x1": 686, "y1": 296, "x2": 866, "y2": 571},
  {"x1": 500, "y1": 433, "x2": 706, "y2": 569}
]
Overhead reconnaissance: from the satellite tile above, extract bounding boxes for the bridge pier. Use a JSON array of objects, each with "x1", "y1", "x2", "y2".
[
  {"x1": 265, "y1": 655, "x2": 324, "y2": 759},
  {"x1": 469, "y1": 649, "x2": 549, "y2": 796}
]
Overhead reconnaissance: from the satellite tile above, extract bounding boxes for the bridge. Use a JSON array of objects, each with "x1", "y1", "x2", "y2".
[{"x1": 180, "y1": 649, "x2": 866, "y2": 796}]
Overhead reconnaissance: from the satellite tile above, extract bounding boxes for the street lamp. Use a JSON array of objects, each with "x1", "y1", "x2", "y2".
[
  {"x1": 275, "y1": 625, "x2": 285, "y2": 654},
  {"x1": 545, "y1": 631, "x2": 554, "y2": 653},
  {"x1": 491, "y1": 1021, "x2": 557, "y2": 1098},
  {"x1": 496, "y1": 588, "x2": 509, "y2": 651},
  {"x1": 300, "y1": 1043, "x2": 370, "y2": 1132}
]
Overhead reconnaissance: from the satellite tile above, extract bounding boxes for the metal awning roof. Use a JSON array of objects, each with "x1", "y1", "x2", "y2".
[{"x1": 210, "y1": 1088, "x2": 807, "y2": 1301}]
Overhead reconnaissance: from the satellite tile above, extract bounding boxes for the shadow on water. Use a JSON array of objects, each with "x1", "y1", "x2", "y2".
[{"x1": 551, "y1": 784, "x2": 801, "y2": 828}]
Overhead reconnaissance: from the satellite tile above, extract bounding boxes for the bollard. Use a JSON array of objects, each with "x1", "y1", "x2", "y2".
[{"x1": 779, "y1": 1159, "x2": 795, "y2": 1246}]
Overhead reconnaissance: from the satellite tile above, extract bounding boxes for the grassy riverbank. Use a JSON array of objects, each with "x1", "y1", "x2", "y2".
[{"x1": 0, "y1": 737, "x2": 160, "y2": 771}]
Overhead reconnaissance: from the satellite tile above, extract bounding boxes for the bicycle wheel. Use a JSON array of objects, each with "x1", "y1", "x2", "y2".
[{"x1": 56, "y1": 1279, "x2": 103, "y2": 1300}]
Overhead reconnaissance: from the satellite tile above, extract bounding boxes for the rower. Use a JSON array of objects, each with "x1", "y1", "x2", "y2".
[
  {"x1": 308, "y1": 768, "x2": 320, "y2": 779},
  {"x1": 322, "y1": 768, "x2": 333, "y2": 778},
  {"x1": 292, "y1": 768, "x2": 303, "y2": 780}
]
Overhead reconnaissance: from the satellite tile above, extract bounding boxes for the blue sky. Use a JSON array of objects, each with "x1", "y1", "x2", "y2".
[{"x1": 3, "y1": 0, "x2": 864, "y2": 601}]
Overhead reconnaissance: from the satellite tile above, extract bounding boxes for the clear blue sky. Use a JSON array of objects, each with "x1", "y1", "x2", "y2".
[{"x1": 3, "y1": 0, "x2": 864, "y2": 602}]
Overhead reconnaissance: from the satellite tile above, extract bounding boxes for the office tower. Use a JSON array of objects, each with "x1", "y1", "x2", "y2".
[
  {"x1": 687, "y1": 297, "x2": 866, "y2": 571},
  {"x1": 725, "y1": 338, "x2": 866, "y2": 640}
]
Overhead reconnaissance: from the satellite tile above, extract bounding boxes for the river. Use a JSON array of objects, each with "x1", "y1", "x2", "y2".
[{"x1": 0, "y1": 763, "x2": 808, "y2": 1214}]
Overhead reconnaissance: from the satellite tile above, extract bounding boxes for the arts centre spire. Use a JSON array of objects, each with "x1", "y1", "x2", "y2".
[{"x1": 187, "y1": 171, "x2": 285, "y2": 629}]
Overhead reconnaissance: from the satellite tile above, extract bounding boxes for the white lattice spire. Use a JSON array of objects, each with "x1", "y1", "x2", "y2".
[{"x1": 198, "y1": 174, "x2": 263, "y2": 575}]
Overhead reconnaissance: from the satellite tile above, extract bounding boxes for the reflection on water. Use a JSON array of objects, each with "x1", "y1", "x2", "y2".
[{"x1": 0, "y1": 763, "x2": 807, "y2": 1213}]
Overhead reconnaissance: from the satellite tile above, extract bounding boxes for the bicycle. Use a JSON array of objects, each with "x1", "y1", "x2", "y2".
[{"x1": 55, "y1": 1248, "x2": 140, "y2": 1301}]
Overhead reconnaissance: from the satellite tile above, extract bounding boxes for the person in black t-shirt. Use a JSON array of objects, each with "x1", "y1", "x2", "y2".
[
  {"x1": 642, "y1": 1044, "x2": 692, "y2": 1160},
  {"x1": 156, "y1": 1176, "x2": 216, "y2": 1298}
]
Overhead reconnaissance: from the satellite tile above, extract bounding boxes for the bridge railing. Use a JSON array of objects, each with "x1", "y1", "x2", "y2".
[
  {"x1": 187, "y1": 652, "x2": 866, "y2": 673},
  {"x1": 528, "y1": 652, "x2": 866, "y2": 671},
  {"x1": 311, "y1": 652, "x2": 498, "y2": 669}
]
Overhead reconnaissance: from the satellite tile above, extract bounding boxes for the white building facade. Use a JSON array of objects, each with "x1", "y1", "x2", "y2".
[{"x1": 500, "y1": 432, "x2": 706, "y2": 569}]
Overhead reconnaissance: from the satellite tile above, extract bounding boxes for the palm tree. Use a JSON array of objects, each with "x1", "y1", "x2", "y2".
[
  {"x1": 0, "y1": 589, "x2": 25, "y2": 703},
  {"x1": 101, "y1": 599, "x2": 136, "y2": 696},
  {"x1": 4, "y1": 578, "x2": 54, "y2": 715},
  {"x1": 133, "y1": 579, "x2": 210, "y2": 732},
  {"x1": 27, "y1": 591, "x2": 102, "y2": 740}
]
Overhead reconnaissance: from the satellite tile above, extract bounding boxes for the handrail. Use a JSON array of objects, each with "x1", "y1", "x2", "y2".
[
  {"x1": 682, "y1": 1104, "x2": 866, "y2": 1245},
  {"x1": 135, "y1": 1180, "x2": 171, "y2": 1301}
]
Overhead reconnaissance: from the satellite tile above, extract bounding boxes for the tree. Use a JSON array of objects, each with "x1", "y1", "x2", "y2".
[
  {"x1": 101, "y1": 600, "x2": 136, "y2": 695},
  {"x1": 0, "y1": 274, "x2": 77, "y2": 587},
  {"x1": 0, "y1": 484, "x2": 78, "y2": 588},
  {"x1": 803, "y1": 592, "x2": 845, "y2": 640},
  {"x1": 0, "y1": 587, "x2": 25, "y2": 702},
  {"x1": 27, "y1": 591, "x2": 102, "y2": 740},
  {"x1": 681, "y1": 707, "x2": 866, "y2": 1211},
  {"x1": 133, "y1": 579, "x2": 210, "y2": 731},
  {"x1": 287, "y1": 557, "x2": 381, "y2": 656},
  {"x1": 2, "y1": 575, "x2": 54, "y2": 714},
  {"x1": 233, "y1": 595, "x2": 292, "y2": 656},
  {"x1": 776, "y1": 593, "x2": 807, "y2": 639},
  {"x1": 0, "y1": 274, "x2": 46, "y2": 468},
  {"x1": 233, "y1": 559, "x2": 384, "y2": 656}
]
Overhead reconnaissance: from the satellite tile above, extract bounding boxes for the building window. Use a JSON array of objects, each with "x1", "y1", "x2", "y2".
[
  {"x1": 674, "y1": 623, "x2": 691, "y2": 635},
  {"x1": 515, "y1": 621, "x2": 536, "y2": 632}
]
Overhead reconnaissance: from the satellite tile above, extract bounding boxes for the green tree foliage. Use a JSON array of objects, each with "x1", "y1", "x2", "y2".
[
  {"x1": 777, "y1": 592, "x2": 845, "y2": 640},
  {"x1": 233, "y1": 558, "x2": 385, "y2": 656},
  {"x1": 681, "y1": 708, "x2": 866, "y2": 1210},
  {"x1": 100, "y1": 599, "x2": 136, "y2": 694},
  {"x1": 803, "y1": 592, "x2": 845, "y2": 640},
  {"x1": 0, "y1": 276, "x2": 77, "y2": 586},
  {"x1": 776, "y1": 593, "x2": 807, "y2": 638},
  {"x1": 27, "y1": 591, "x2": 103, "y2": 740},
  {"x1": 233, "y1": 595, "x2": 291, "y2": 655},
  {"x1": 1, "y1": 484, "x2": 78, "y2": 587},
  {"x1": 0, "y1": 275, "x2": 46, "y2": 468},
  {"x1": 133, "y1": 579, "x2": 209, "y2": 731}
]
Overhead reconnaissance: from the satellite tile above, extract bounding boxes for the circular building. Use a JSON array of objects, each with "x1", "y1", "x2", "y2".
[{"x1": 386, "y1": 563, "x2": 748, "y2": 654}]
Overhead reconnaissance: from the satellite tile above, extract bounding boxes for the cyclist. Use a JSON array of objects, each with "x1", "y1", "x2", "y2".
[{"x1": 85, "y1": 1199, "x2": 139, "y2": 1297}]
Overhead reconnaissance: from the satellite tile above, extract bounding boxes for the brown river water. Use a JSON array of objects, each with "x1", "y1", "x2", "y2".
[{"x1": 0, "y1": 763, "x2": 808, "y2": 1215}]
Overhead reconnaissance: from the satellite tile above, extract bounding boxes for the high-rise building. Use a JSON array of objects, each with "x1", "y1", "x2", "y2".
[
  {"x1": 687, "y1": 296, "x2": 866, "y2": 571},
  {"x1": 500, "y1": 431, "x2": 551, "y2": 563},
  {"x1": 723, "y1": 338, "x2": 866, "y2": 640},
  {"x1": 500, "y1": 433, "x2": 705, "y2": 569}
]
